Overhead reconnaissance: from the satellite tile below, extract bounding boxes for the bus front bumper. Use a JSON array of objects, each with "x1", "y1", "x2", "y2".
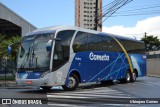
[{"x1": 16, "y1": 77, "x2": 50, "y2": 86}]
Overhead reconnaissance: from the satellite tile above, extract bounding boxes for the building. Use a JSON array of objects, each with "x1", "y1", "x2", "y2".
[
  {"x1": 0, "y1": 2, "x2": 37, "y2": 37},
  {"x1": 75, "y1": 0, "x2": 102, "y2": 31},
  {"x1": 146, "y1": 50, "x2": 160, "y2": 59},
  {"x1": 146, "y1": 50, "x2": 160, "y2": 77},
  {"x1": 0, "y1": 2, "x2": 37, "y2": 73}
]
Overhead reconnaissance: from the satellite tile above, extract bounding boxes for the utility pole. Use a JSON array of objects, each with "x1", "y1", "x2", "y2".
[
  {"x1": 94, "y1": 0, "x2": 98, "y2": 31},
  {"x1": 144, "y1": 32, "x2": 147, "y2": 38}
]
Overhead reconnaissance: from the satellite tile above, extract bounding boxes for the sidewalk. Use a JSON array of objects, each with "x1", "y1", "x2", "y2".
[
  {"x1": 0, "y1": 80, "x2": 29, "y2": 89},
  {"x1": 0, "y1": 80, "x2": 16, "y2": 87},
  {"x1": 0, "y1": 80, "x2": 38, "y2": 89}
]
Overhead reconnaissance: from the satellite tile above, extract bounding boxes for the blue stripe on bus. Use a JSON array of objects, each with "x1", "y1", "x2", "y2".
[
  {"x1": 68, "y1": 51, "x2": 146, "y2": 83},
  {"x1": 88, "y1": 53, "x2": 125, "y2": 82}
]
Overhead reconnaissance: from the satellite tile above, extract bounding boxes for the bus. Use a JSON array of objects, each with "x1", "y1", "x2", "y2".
[{"x1": 9, "y1": 26, "x2": 146, "y2": 91}]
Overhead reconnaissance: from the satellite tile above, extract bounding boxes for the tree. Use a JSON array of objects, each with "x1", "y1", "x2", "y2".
[
  {"x1": 0, "y1": 34, "x2": 21, "y2": 75},
  {"x1": 141, "y1": 33, "x2": 160, "y2": 51},
  {"x1": 0, "y1": 34, "x2": 21, "y2": 58}
]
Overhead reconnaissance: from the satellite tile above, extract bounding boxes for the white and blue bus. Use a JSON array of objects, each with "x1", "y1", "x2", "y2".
[{"x1": 10, "y1": 26, "x2": 146, "y2": 91}]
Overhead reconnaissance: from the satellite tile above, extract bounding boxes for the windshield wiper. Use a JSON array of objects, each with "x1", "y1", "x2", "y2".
[
  {"x1": 20, "y1": 47, "x2": 31, "y2": 68},
  {"x1": 31, "y1": 45, "x2": 39, "y2": 68}
]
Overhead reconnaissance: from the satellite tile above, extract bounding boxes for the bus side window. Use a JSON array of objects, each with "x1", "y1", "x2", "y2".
[
  {"x1": 133, "y1": 42, "x2": 145, "y2": 54},
  {"x1": 73, "y1": 32, "x2": 88, "y2": 53},
  {"x1": 88, "y1": 34, "x2": 102, "y2": 51},
  {"x1": 102, "y1": 36, "x2": 114, "y2": 52},
  {"x1": 122, "y1": 40, "x2": 133, "y2": 53},
  {"x1": 53, "y1": 30, "x2": 75, "y2": 70}
]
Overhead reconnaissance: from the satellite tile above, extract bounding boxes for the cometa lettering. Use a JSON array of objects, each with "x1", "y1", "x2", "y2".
[{"x1": 89, "y1": 52, "x2": 109, "y2": 61}]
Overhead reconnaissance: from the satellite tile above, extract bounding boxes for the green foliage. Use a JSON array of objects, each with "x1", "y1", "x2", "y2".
[
  {"x1": 0, "y1": 76, "x2": 15, "y2": 80},
  {"x1": 141, "y1": 33, "x2": 160, "y2": 51},
  {"x1": 0, "y1": 34, "x2": 21, "y2": 76},
  {"x1": 0, "y1": 34, "x2": 21, "y2": 58}
]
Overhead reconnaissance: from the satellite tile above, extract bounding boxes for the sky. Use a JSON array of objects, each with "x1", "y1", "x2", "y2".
[{"x1": 0, "y1": 0, "x2": 160, "y2": 40}]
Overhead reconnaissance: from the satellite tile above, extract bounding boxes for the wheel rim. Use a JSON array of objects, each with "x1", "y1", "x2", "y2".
[
  {"x1": 126, "y1": 72, "x2": 130, "y2": 82},
  {"x1": 68, "y1": 76, "x2": 76, "y2": 88},
  {"x1": 132, "y1": 73, "x2": 136, "y2": 81}
]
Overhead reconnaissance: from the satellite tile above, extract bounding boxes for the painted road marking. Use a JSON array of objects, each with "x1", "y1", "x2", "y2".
[{"x1": 47, "y1": 87, "x2": 134, "y2": 106}]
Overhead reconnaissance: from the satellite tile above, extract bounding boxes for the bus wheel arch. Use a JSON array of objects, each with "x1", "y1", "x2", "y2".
[
  {"x1": 133, "y1": 69, "x2": 138, "y2": 77},
  {"x1": 70, "y1": 70, "x2": 81, "y2": 83},
  {"x1": 62, "y1": 70, "x2": 80, "y2": 91}
]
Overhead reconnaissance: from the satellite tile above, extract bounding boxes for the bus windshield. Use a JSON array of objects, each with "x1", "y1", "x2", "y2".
[{"x1": 17, "y1": 33, "x2": 54, "y2": 71}]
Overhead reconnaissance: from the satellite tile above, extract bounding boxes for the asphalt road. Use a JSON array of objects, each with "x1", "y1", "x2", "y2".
[{"x1": 0, "y1": 76, "x2": 160, "y2": 107}]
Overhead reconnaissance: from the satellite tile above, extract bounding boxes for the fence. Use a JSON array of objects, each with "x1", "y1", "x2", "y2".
[{"x1": 0, "y1": 61, "x2": 16, "y2": 87}]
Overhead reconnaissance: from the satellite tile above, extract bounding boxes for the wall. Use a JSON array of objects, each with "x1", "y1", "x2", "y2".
[
  {"x1": 147, "y1": 59, "x2": 160, "y2": 77},
  {"x1": 0, "y1": 2, "x2": 36, "y2": 36}
]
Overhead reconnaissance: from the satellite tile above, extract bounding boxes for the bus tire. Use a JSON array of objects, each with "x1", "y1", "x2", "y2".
[
  {"x1": 119, "y1": 70, "x2": 131, "y2": 83},
  {"x1": 62, "y1": 74, "x2": 79, "y2": 91},
  {"x1": 131, "y1": 71, "x2": 137, "y2": 82},
  {"x1": 125, "y1": 70, "x2": 131, "y2": 83}
]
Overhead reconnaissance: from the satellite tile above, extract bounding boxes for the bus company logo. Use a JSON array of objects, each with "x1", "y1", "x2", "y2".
[{"x1": 89, "y1": 52, "x2": 109, "y2": 61}]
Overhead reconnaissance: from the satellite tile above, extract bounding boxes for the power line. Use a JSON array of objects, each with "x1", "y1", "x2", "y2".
[
  {"x1": 115, "y1": 5, "x2": 160, "y2": 14},
  {"x1": 105, "y1": 11, "x2": 160, "y2": 17},
  {"x1": 102, "y1": 0, "x2": 133, "y2": 23}
]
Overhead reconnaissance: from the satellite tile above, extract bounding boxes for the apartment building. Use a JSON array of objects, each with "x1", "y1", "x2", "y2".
[{"x1": 75, "y1": 0, "x2": 102, "y2": 31}]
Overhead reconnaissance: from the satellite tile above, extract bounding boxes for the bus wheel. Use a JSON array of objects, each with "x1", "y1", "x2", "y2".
[
  {"x1": 131, "y1": 72, "x2": 137, "y2": 82},
  {"x1": 62, "y1": 74, "x2": 79, "y2": 91},
  {"x1": 125, "y1": 70, "x2": 131, "y2": 83},
  {"x1": 119, "y1": 70, "x2": 131, "y2": 83}
]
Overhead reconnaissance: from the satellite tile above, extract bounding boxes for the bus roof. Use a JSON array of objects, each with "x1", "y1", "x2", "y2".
[{"x1": 26, "y1": 26, "x2": 143, "y2": 43}]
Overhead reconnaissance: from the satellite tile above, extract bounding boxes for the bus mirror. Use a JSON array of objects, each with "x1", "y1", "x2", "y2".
[
  {"x1": 46, "y1": 40, "x2": 52, "y2": 51},
  {"x1": 8, "y1": 46, "x2": 12, "y2": 54},
  {"x1": 8, "y1": 42, "x2": 20, "y2": 54},
  {"x1": 53, "y1": 38, "x2": 61, "y2": 41}
]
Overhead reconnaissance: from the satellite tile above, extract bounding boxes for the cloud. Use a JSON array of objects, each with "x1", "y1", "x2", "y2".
[{"x1": 102, "y1": 16, "x2": 160, "y2": 40}]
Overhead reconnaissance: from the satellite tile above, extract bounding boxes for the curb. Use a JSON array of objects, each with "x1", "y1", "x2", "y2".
[{"x1": 147, "y1": 74, "x2": 160, "y2": 78}]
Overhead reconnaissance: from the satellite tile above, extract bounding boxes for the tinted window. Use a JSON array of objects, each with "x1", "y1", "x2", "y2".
[
  {"x1": 114, "y1": 38, "x2": 123, "y2": 52},
  {"x1": 88, "y1": 34, "x2": 102, "y2": 51},
  {"x1": 102, "y1": 36, "x2": 114, "y2": 52},
  {"x1": 73, "y1": 32, "x2": 88, "y2": 52},
  {"x1": 133, "y1": 42, "x2": 145, "y2": 54},
  {"x1": 53, "y1": 30, "x2": 75, "y2": 70},
  {"x1": 121, "y1": 40, "x2": 133, "y2": 53}
]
